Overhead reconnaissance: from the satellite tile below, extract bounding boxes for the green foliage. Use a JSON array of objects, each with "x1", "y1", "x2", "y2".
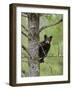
[{"x1": 40, "y1": 57, "x2": 63, "y2": 76}]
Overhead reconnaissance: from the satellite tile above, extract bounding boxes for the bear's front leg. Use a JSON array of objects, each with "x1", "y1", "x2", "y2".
[{"x1": 39, "y1": 58, "x2": 44, "y2": 63}]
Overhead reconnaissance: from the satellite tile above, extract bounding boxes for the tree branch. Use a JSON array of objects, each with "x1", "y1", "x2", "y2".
[
  {"x1": 21, "y1": 15, "x2": 28, "y2": 18},
  {"x1": 21, "y1": 31, "x2": 31, "y2": 40},
  {"x1": 39, "y1": 19, "x2": 63, "y2": 33},
  {"x1": 21, "y1": 13, "x2": 28, "y2": 17},
  {"x1": 22, "y1": 45, "x2": 32, "y2": 59},
  {"x1": 21, "y1": 25, "x2": 28, "y2": 32},
  {"x1": 21, "y1": 31, "x2": 28, "y2": 37}
]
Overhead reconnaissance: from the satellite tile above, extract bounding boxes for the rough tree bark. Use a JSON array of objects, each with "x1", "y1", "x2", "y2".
[{"x1": 28, "y1": 13, "x2": 40, "y2": 76}]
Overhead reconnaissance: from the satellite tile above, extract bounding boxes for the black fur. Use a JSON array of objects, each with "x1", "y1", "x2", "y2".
[{"x1": 39, "y1": 35, "x2": 52, "y2": 63}]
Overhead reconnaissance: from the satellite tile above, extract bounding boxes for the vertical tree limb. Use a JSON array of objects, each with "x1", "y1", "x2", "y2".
[{"x1": 28, "y1": 13, "x2": 40, "y2": 76}]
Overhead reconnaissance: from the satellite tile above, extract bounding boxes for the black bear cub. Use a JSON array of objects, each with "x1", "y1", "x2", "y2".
[{"x1": 39, "y1": 35, "x2": 52, "y2": 63}]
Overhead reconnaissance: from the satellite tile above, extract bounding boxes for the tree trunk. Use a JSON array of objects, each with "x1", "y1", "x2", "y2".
[{"x1": 28, "y1": 13, "x2": 40, "y2": 76}]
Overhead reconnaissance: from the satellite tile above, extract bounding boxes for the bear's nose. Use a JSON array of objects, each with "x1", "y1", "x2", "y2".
[{"x1": 46, "y1": 40, "x2": 49, "y2": 44}]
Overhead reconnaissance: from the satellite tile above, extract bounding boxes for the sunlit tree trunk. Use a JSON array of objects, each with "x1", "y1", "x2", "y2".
[{"x1": 28, "y1": 13, "x2": 40, "y2": 76}]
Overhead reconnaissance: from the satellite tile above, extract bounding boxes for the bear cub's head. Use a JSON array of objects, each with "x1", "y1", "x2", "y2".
[{"x1": 44, "y1": 35, "x2": 52, "y2": 44}]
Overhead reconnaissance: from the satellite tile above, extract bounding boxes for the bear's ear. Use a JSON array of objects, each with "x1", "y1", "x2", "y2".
[
  {"x1": 49, "y1": 36, "x2": 53, "y2": 42},
  {"x1": 44, "y1": 35, "x2": 47, "y2": 40},
  {"x1": 50, "y1": 36, "x2": 53, "y2": 39}
]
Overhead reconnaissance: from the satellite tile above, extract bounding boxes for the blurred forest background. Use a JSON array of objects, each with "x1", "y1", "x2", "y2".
[{"x1": 21, "y1": 13, "x2": 63, "y2": 77}]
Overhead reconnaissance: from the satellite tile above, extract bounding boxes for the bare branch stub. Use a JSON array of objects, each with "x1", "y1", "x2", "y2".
[
  {"x1": 39, "y1": 19, "x2": 63, "y2": 33},
  {"x1": 21, "y1": 25, "x2": 28, "y2": 32},
  {"x1": 21, "y1": 12, "x2": 28, "y2": 17},
  {"x1": 21, "y1": 31, "x2": 31, "y2": 40},
  {"x1": 22, "y1": 45, "x2": 32, "y2": 59},
  {"x1": 21, "y1": 31, "x2": 28, "y2": 37}
]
